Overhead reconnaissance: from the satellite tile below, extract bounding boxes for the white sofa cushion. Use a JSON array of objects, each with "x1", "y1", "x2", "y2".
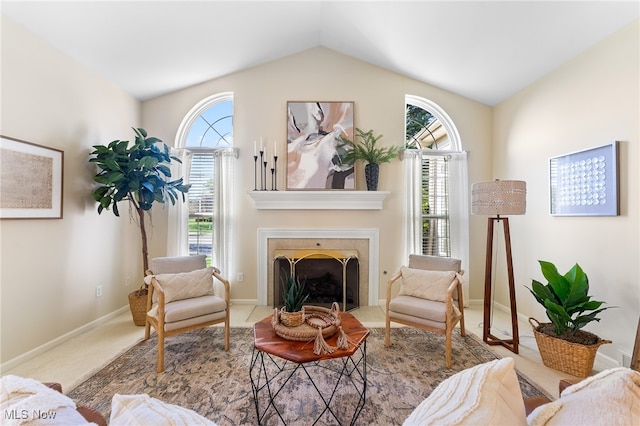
[
  {"x1": 109, "y1": 394, "x2": 216, "y2": 426},
  {"x1": 527, "y1": 367, "x2": 640, "y2": 426},
  {"x1": 404, "y1": 358, "x2": 526, "y2": 426}
]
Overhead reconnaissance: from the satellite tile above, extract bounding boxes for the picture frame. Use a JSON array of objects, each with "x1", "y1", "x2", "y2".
[
  {"x1": 0, "y1": 135, "x2": 64, "y2": 219},
  {"x1": 286, "y1": 101, "x2": 355, "y2": 190},
  {"x1": 549, "y1": 141, "x2": 618, "y2": 216}
]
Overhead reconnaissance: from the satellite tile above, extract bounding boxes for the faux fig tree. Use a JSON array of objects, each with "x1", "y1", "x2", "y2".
[{"x1": 90, "y1": 128, "x2": 190, "y2": 275}]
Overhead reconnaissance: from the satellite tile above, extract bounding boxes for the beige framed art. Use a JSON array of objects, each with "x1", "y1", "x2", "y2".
[
  {"x1": 0, "y1": 135, "x2": 64, "y2": 219},
  {"x1": 287, "y1": 101, "x2": 354, "y2": 190}
]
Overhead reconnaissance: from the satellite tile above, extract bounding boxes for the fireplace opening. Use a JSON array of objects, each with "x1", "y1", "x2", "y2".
[{"x1": 273, "y1": 250, "x2": 359, "y2": 311}]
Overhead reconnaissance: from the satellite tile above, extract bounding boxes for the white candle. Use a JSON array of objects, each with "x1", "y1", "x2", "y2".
[
  {"x1": 264, "y1": 146, "x2": 267, "y2": 159},
  {"x1": 254, "y1": 140, "x2": 257, "y2": 156},
  {"x1": 274, "y1": 141, "x2": 277, "y2": 157},
  {"x1": 260, "y1": 137, "x2": 263, "y2": 151}
]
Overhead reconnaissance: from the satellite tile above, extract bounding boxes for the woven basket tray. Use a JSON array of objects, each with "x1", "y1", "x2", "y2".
[
  {"x1": 529, "y1": 318, "x2": 611, "y2": 378},
  {"x1": 273, "y1": 304, "x2": 341, "y2": 342}
]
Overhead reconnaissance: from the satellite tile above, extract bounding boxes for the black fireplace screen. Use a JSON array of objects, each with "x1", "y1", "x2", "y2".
[{"x1": 274, "y1": 254, "x2": 359, "y2": 311}]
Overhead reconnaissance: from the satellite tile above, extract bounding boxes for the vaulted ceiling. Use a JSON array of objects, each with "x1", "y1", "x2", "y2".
[{"x1": 2, "y1": 1, "x2": 638, "y2": 105}]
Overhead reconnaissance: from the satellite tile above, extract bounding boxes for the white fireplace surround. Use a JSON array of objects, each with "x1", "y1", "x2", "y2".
[{"x1": 257, "y1": 228, "x2": 379, "y2": 306}]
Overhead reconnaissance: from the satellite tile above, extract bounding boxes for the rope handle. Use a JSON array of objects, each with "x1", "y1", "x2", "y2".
[{"x1": 528, "y1": 317, "x2": 541, "y2": 329}]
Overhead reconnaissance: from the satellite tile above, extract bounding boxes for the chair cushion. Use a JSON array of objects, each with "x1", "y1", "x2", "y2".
[
  {"x1": 398, "y1": 266, "x2": 457, "y2": 302},
  {"x1": 389, "y1": 295, "x2": 449, "y2": 323},
  {"x1": 527, "y1": 367, "x2": 640, "y2": 426},
  {"x1": 148, "y1": 295, "x2": 226, "y2": 323},
  {"x1": 403, "y1": 358, "x2": 526, "y2": 426},
  {"x1": 110, "y1": 394, "x2": 216, "y2": 426},
  {"x1": 153, "y1": 267, "x2": 215, "y2": 303},
  {"x1": 151, "y1": 255, "x2": 207, "y2": 274},
  {"x1": 408, "y1": 254, "x2": 461, "y2": 272}
]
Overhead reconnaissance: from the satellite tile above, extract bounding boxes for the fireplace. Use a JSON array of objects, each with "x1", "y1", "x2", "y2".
[
  {"x1": 257, "y1": 228, "x2": 380, "y2": 307},
  {"x1": 274, "y1": 249, "x2": 359, "y2": 311}
]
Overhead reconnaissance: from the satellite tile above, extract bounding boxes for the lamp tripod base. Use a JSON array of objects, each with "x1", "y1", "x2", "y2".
[{"x1": 482, "y1": 216, "x2": 519, "y2": 354}]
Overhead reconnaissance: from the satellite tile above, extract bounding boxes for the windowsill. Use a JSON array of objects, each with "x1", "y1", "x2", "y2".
[{"x1": 248, "y1": 190, "x2": 390, "y2": 210}]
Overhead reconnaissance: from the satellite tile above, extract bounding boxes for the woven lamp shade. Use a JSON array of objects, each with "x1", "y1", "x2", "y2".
[{"x1": 472, "y1": 180, "x2": 527, "y2": 216}]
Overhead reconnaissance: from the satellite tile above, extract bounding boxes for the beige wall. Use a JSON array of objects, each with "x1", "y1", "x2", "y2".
[
  {"x1": 493, "y1": 20, "x2": 639, "y2": 365},
  {"x1": 1, "y1": 18, "x2": 142, "y2": 363},
  {"x1": 141, "y1": 47, "x2": 493, "y2": 304}
]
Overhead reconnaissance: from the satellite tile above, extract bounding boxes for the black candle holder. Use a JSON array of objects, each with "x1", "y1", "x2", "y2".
[
  {"x1": 272, "y1": 155, "x2": 278, "y2": 191},
  {"x1": 253, "y1": 155, "x2": 258, "y2": 191},
  {"x1": 263, "y1": 159, "x2": 268, "y2": 191},
  {"x1": 259, "y1": 150, "x2": 265, "y2": 190}
]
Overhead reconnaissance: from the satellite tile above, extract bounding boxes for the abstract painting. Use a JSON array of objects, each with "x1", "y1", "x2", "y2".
[
  {"x1": 287, "y1": 102, "x2": 354, "y2": 190},
  {"x1": 0, "y1": 135, "x2": 63, "y2": 219}
]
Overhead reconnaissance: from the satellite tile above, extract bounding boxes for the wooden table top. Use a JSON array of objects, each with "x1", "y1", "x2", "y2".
[{"x1": 253, "y1": 312, "x2": 370, "y2": 363}]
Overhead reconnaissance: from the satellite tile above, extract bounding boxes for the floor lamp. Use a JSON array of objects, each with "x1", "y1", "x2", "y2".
[{"x1": 471, "y1": 180, "x2": 526, "y2": 354}]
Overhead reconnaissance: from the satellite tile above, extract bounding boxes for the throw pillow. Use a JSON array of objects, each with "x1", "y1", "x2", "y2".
[
  {"x1": 150, "y1": 267, "x2": 215, "y2": 303},
  {"x1": 398, "y1": 266, "x2": 457, "y2": 302},
  {"x1": 527, "y1": 367, "x2": 640, "y2": 426},
  {"x1": 109, "y1": 394, "x2": 216, "y2": 426},
  {"x1": 403, "y1": 358, "x2": 527, "y2": 426}
]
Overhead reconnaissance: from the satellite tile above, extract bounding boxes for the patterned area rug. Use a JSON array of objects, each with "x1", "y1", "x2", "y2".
[{"x1": 69, "y1": 327, "x2": 547, "y2": 425}]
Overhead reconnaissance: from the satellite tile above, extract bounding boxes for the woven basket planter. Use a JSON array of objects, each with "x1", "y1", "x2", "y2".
[
  {"x1": 279, "y1": 306, "x2": 305, "y2": 327},
  {"x1": 128, "y1": 288, "x2": 148, "y2": 326},
  {"x1": 529, "y1": 318, "x2": 611, "y2": 378}
]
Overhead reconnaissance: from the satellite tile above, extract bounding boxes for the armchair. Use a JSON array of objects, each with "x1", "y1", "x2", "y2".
[
  {"x1": 144, "y1": 255, "x2": 230, "y2": 373},
  {"x1": 385, "y1": 254, "x2": 465, "y2": 368}
]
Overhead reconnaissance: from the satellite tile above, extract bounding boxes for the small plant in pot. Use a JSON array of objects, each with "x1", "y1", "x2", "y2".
[
  {"x1": 527, "y1": 260, "x2": 613, "y2": 377},
  {"x1": 339, "y1": 128, "x2": 399, "y2": 191},
  {"x1": 280, "y1": 273, "x2": 309, "y2": 327}
]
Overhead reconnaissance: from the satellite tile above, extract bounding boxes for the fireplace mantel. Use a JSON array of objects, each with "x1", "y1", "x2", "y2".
[{"x1": 248, "y1": 190, "x2": 390, "y2": 210}]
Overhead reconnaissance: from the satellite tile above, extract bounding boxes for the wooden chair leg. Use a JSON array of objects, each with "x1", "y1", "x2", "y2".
[
  {"x1": 144, "y1": 320, "x2": 150, "y2": 340},
  {"x1": 445, "y1": 331, "x2": 452, "y2": 368},
  {"x1": 157, "y1": 332, "x2": 165, "y2": 373},
  {"x1": 384, "y1": 316, "x2": 391, "y2": 347},
  {"x1": 224, "y1": 314, "x2": 230, "y2": 351}
]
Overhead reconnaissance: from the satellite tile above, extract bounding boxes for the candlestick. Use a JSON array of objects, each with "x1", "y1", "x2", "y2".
[
  {"x1": 271, "y1": 167, "x2": 275, "y2": 191},
  {"x1": 273, "y1": 155, "x2": 278, "y2": 191},
  {"x1": 259, "y1": 150, "x2": 265, "y2": 190},
  {"x1": 253, "y1": 155, "x2": 258, "y2": 191},
  {"x1": 263, "y1": 160, "x2": 268, "y2": 191}
]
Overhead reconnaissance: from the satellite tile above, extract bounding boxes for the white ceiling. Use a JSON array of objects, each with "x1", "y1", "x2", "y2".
[{"x1": 2, "y1": 1, "x2": 638, "y2": 105}]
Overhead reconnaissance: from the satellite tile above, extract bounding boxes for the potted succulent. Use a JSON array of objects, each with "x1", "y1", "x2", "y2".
[
  {"x1": 279, "y1": 274, "x2": 309, "y2": 327},
  {"x1": 89, "y1": 128, "x2": 190, "y2": 325},
  {"x1": 527, "y1": 260, "x2": 613, "y2": 377},
  {"x1": 339, "y1": 128, "x2": 400, "y2": 190}
]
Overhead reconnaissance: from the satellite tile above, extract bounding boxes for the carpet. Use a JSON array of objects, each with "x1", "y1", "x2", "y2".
[{"x1": 68, "y1": 327, "x2": 547, "y2": 425}]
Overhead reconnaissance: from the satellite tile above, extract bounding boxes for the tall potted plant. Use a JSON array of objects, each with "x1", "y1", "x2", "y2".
[
  {"x1": 527, "y1": 260, "x2": 612, "y2": 377},
  {"x1": 90, "y1": 128, "x2": 190, "y2": 325},
  {"x1": 339, "y1": 128, "x2": 399, "y2": 190}
]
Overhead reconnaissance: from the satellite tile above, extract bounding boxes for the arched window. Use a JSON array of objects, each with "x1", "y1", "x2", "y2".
[
  {"x1": 403, "y1": 95, "x2": 469, "y2": 301},
  {"x1": 168, "y1": 93, "x2": 238, "y2": 279}
]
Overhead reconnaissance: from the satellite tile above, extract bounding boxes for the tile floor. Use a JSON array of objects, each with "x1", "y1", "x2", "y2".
[{"x1": 4, "y1": 303, "x2": 570, "y2": 399}]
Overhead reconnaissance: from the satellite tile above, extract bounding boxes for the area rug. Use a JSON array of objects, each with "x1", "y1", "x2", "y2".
[{"x1": 68, "y1": 327, "x2": 547, "y2": 425}]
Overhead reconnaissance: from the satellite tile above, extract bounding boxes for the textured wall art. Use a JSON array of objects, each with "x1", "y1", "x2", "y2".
[
  {"x1": 549, "y1": 141, "x2": 618, "y2": 216},
  {"x1": 287, "y1": 102, "x2": 354, "y2": 190},
  {"x1": 0, "y1": 135, "x2": 63, "y2": 219}
]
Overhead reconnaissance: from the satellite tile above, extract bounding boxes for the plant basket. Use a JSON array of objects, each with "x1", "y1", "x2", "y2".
[
  {"x1": 279, "y1": 306, "x2": 305, "y2": 327},
  {"x1": 128, "y1": 287, "x2": 148, "y2": 326},
  {"x1": 529, "y1": 318, "x2": 611, "y2": 378}
]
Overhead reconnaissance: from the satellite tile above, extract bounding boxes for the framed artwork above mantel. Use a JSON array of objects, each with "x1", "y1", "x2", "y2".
[
  {"x1": 287, "y1": 101, "x2": 355, "y2": 190},
  {"x1": 549, "y1": 141, "x2": 619, "y2": 216},
  {"x1": 0, "y1": 135, "x2": 64, "y2": 219}
]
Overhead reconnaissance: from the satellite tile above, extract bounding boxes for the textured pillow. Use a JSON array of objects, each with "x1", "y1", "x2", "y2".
[
  {"x1": 109, "y1": 394, "x2": 216, "y2": 426},
  {"x1": 152, "y1": 267, "x2": 214, "y2": 303},
  {"x1": 398, "y1": 266, "x2": 457, "y2": 302},
  {"x1": 527, "y1": 367, "x2": 640, "y2": 426},
  {"x1": 403, "y1": 358, "x2": 527, "y2": 426}
]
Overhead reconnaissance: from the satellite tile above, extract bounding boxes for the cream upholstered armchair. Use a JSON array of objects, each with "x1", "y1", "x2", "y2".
[
  {"x1": 144, "y1": 255, "x2": 230, "y2": 373},
  {"x1": 385, "y1": 254, "x2": 465, "y2": 368}
]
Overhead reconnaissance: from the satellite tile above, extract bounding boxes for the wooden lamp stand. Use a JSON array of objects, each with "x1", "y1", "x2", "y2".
[{"x1": 482, "y1": 216, "x2": 519, "y2": 353}]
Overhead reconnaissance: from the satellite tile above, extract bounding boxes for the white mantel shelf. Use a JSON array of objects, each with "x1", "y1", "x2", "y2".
[{"x1": 248, "y1": 190, "x2": 390, "y2": 210}]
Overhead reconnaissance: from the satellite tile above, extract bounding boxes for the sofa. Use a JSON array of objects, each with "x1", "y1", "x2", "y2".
[{"x1": 403, "y1": 358, "x2": 640, "y2": 426}]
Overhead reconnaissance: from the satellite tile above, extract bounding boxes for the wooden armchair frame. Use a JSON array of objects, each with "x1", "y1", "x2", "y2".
[
  {"x1": 385, "y1": 258, "x2": 465, "y2": 368},
  {"x1": 144, "y1": 265, "x2": 230, "y2": 373}
]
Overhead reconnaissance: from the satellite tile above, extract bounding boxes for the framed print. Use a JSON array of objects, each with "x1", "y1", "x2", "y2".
[
  {"x1": 287, "y1": 101, "x2": 354, "y2": 190},
  {"x1": 0, "y1": 135, "x2": 64, "y2": 219},
  {"x1": 549, "y1": 141, "x2": 618, "y2": 216}
]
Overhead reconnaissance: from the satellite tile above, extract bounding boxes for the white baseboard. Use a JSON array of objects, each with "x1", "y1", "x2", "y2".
[{"x1": 1, "y1": 306, "x2": 129, "y2": 372}]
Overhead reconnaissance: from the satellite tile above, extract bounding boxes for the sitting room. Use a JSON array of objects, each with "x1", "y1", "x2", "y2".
[{"x1": 1, "y1": 1, "x2": 639, "y2": 425}]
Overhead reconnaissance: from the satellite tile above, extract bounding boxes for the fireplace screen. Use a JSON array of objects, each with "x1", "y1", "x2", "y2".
[{"x1": 273, "y1": 250, "x2": 359, "y2": 311}]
